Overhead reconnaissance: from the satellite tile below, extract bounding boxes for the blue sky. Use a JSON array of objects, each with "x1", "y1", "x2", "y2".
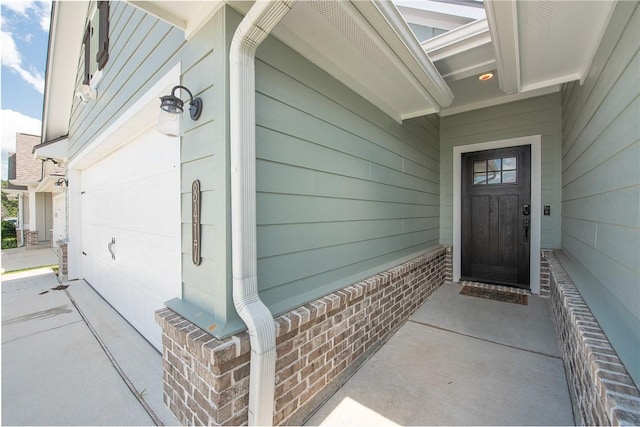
[{"x1": 1, "y1": 0, "x2": 51, "y2": 179}]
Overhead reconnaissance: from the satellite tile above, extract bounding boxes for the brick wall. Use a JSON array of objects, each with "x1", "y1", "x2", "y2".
[
  {"x1": 156, "y1": 245, "x2": 446, "y2": 426},
  {"x1": 25, "y1": 230, "x2": 39, "y2": 248},
  {"x1": 547, "y1": 251, "x2": 640, "y2": 425},
  {"x1": 444, "y1": 245, "x2": 452, "y2": 283},
  {"x1": 540, "y1": 251, "x2": 551, "y2": 297},
  {"x1": 56, "y1": 241, "x2": 68, "y2": 279}
]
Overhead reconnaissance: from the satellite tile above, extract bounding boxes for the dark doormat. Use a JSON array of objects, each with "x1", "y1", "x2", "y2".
[{"x1": 460, "y1": 285, "x2": 528, "y2": 305}]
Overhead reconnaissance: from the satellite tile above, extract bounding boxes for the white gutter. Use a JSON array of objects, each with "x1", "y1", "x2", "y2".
[{"x1": 229, "y1": 1, "x2": 296, "y2": 425}]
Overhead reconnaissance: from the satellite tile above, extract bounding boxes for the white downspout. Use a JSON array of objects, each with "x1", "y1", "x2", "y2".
[{"x1": 229, "y1": 1, "x2": 296, "y2": 425}]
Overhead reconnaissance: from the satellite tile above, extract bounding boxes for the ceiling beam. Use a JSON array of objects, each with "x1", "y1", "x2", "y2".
[{"x1": 485, "y1": 0, "x2": 520, "y2": 94}]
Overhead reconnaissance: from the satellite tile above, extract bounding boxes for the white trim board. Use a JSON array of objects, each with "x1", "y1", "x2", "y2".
[{"x1": 452, "y1": 135, "x2": 542, "y2": 294}]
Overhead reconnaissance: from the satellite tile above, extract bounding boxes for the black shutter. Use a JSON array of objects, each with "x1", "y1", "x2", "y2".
[
  {"x1": 83, "y1": 24, "x2": 91, "y2": 85},
  {"x1": 96, "y1": 1, "x2": 109, "y2": 70}
]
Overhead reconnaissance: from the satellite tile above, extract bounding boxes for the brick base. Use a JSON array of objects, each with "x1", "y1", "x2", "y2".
[
  {"x1": 540, "y1": 251, "x2": 551, "y2": 297},
  {"x1": 56, "y1": 241, "x2": 68, "y2": 279},
  {"x1": 25, "y1": 230, "x2": 38, "y2": 247},
  {"x1": 443, "y1": 245, "x2": 452, "y2": 283},
  {"x1": 156, "y1": 246, "x2": 447, "y2": 426},
  {"x1": 547, "y1": 251, "x2": 640, "y2": 425}
]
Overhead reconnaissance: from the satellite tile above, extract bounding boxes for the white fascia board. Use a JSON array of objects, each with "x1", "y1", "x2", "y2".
[
  {"x1": 485, "y1": 0, "x2": 520, "y2": 94},
  {"x1": 42, "y1": 1, "x2": 87, "y2": 143},
  {"x1": 394, "y1": 0, "x2": 485, "y2": 21},
  {"x1": 422, "y1": 19, "x2": 491, "y2": 61},
  {"x1": 440, "y1": 84, "x2": 559, "y2": 117},
  {"x1": 396, "y1": 5, "x2": 474, "y2": 31},
  {"x1": 364, "y1": 0, "x2": 453, "y2": 108},
  {"x1": 520, "y1": 75, "x2": 580, "y2": 93},
  {"x1": 33, "y1": 138, "x2": 69, "y2": 162},
  {"x1": 441, "y1": 59, "x2": 496, "y2": 82}
]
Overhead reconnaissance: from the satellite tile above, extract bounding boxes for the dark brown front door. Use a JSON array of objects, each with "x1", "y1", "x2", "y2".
[{"x1": 461, "y1": 145, "x2": 531, "y2": 288}]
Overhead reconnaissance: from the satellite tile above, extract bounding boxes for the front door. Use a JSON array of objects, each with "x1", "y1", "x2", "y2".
[{"x1": 461, "y1": 145, "x2": 531, "y2": 288}]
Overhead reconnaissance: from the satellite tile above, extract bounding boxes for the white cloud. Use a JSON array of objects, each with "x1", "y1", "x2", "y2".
[
  {"x1": 2, "y1": 1, "x2": 36, "y2": 17},
  {"x1": 1, "y1": 109, "x2": 41, "y2": 179},
  {"x1": 36, "y1": 1, "x2": 51, "y2": 32},
  {"x1": 0, "y1": 29, "x2": 45, "y2": 93}
]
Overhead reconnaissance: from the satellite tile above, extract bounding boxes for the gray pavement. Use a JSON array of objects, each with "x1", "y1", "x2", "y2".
[
  {"x1": 1, "y1": 264, "x2": 178, "y2": 426},
  {"x1": 1, "y1": 246, "x2": 58, "y2": 273},
  {"x1": 307, "y1": 282, "x2": 574, "y2": 426}
]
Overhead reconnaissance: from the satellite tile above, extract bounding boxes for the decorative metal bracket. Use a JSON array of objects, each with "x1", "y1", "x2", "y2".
[
  {"x1": 192, "y1": 180, "x2": 201, "y2": 266},
  {"x1": 107, "y1": 237, "x2": 115, "y2": 260}
]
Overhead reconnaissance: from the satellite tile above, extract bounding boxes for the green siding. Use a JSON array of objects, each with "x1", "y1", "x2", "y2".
[
  {"x1": 559, "y1": 1, "x2": 639, "y2": 384},
  {"x1": 251, "y1": 16, "x2": 441, "y2": 317},
  {"x1": 68, "y1": 3, "x2": 233, "y2": 329},
  {"x1": 440, "y1": 93, "x2": 563, "y2": 249}
]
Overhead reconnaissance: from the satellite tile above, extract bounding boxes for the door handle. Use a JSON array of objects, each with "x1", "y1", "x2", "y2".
[
  {"x1": 107, "y1": 237, "x2": 115, "y2": 260},
  {"x1": 523, "y1": 220, "x2": 529, "y2": 243}
]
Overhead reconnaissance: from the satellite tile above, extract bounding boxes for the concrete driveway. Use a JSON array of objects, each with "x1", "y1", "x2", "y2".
[{"x1": 1, "y1": 266, "x2": 178, "y2": 426}]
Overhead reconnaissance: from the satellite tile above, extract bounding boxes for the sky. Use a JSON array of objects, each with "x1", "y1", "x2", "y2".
[{"x1": 1, "y1": 0, "x2": 51, "y2": 179}]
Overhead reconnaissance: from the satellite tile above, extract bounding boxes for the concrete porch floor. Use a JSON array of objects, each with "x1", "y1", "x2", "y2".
[{"x1": 306, "y1": 282, "x2": 574, "y2": 426}]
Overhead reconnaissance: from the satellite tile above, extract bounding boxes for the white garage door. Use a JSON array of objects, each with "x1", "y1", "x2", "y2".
[{"x1": 81, "y1": 129, "x2": 181, "y2": 350}]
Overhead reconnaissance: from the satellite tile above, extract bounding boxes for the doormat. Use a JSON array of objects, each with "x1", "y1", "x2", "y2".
[{"x1": 460, "y1": 285, "x2": 528, "y2": 305}]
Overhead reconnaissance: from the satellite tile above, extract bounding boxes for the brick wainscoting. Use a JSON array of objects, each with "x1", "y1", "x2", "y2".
[
  {"x1": 540, "y1": 251, "x2": 551, "y2": 297},
  {"x1": 156, "y1": 245, "x2": 446, "y2": 426},
  {"x1": 547, "y1": 252, "x2": 640, "y2": 425}
]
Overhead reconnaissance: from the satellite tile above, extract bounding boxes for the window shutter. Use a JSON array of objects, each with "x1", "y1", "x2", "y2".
[
  {"x1": 83, "y1": 24, "x2": 91, "y2": 85},
  {"x1": 96, "y1": 1, "x2": 109, "y2": 70}
]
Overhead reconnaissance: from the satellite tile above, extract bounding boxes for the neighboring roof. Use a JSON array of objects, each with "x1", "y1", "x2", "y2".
[
  {"x1": 5, "y1": 154, "x2": 27, "y2": 191},
  {"x1": 14, "y1": 133, "x2": 42, "y2": 182}
]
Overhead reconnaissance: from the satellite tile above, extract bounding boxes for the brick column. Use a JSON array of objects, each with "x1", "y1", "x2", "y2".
[
  {"x1": 25, "y1": 230, "x2": 39, "y2": 248},
  {"x1": 56, "y1": 241, "x2": 68, "y2": 280}
]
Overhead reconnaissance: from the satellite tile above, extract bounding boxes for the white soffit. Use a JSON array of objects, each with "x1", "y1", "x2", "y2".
[
  {"x1": 271, "y1": 0, "x2": 453, "y2": 122},
  {"x1": 516, "y1": 0, "x2": 616, "y2": 92},
  {"x1": 486, "y1": 0, "x2": 617, "y2": 94},
  {"x1": 127, "y1": 1, "x2": 224, "y2": 39}
]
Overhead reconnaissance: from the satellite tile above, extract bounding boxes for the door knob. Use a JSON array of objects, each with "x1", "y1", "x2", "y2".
[{"x1": 522, "y1": 204, "x2": 530, "y2": 216}]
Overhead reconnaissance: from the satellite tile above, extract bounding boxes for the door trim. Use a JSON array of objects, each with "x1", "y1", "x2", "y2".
[{"x1": 453, "y1": 135, "x2": 541, "y2": 294}]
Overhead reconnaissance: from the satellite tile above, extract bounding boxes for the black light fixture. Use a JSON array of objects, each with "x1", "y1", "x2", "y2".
[
  {"x1": 55, "y1": 178, "x2": 68, "y2": 187},
  {"x1": 157, "y1": 85, "x2": 203, "y2": 137}
]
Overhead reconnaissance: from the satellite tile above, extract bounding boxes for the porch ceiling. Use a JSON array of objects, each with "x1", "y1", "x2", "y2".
[
  {"x1": 129, "y1": 0, "x2": 454, "y2": 122},
  {"x1": 399, "y1": 0, "x2": 617, "y2": 116}
]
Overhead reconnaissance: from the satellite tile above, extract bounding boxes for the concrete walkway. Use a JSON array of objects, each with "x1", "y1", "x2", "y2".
[
  {"x1": 307, "y1": 283, "x2": 574, "y2": 426},
  {"x1": 1, "y1": 259, "x2": 178, "y2": 425},
  {"x1": 1, "y1": 246, "x2": 58, "y2": 273}
]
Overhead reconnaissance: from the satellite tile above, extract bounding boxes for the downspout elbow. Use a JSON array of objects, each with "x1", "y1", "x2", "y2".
[{"x1": 229, "y1": 1, "x2": 296, "y2": 425}]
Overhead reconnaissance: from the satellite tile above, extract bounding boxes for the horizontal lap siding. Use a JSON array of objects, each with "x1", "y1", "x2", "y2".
[
  {"x1": 559, "y1": 2, "x2": 640, "y2": 384},
  {"x1": 69, "y1": 3, "x2": 229, "y2": 317},
  {"x1": 440, "y1": 93, "x2": 563, "y2": 249},
  {"x1": 254, "y1": 35, "x2": 440, "y2": 317}
]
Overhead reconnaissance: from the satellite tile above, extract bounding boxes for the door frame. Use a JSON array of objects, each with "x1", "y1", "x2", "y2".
[{"x1": 453, "y1": 135, "x2": 541, "y2": 294}]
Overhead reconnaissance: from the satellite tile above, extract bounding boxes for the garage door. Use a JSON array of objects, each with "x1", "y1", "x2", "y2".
[{"x1": 81, "y1": 129, "x2": 181, "y2": 350}]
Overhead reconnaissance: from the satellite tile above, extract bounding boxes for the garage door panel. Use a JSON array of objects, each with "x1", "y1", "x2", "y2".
[{"x1": 81, "y1": 130, "x2": 180, "y2": 351}]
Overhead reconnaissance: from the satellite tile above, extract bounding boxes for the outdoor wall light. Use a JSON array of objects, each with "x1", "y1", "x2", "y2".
[
  {"x1": 157, "y1": 85, "x2": 203, "y2": 137},
  {"x1": 55, "y1": 178, "x2": 68, "y2": 187}
]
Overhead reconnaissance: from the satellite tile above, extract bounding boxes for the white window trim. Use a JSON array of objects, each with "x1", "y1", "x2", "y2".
[{"x1": 452, "y1": 135, "x2": 542, "y2": 294}]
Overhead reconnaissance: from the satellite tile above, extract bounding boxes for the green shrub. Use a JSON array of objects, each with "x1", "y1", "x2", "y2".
[
  {"x1": 1, "y1": 221, "x2": 16, "y2": 239},
  {"x1": 2, "y1": 237, "x2": 17, "y2": 249}
]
